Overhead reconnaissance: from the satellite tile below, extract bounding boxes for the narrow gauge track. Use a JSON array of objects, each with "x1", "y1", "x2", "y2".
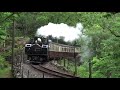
[{"x1": 31, "y1": 64, "x2": 79, "y2": 78}]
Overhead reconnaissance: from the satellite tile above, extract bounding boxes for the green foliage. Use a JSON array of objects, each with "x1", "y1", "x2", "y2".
[
  {"x1": 46, "y1": 12, "x2": 120, "y2": 78},
  {"x1": 14, "y1": 12, "x2": 85, "y2": 37},
  {"x1": 0, "y1": 26, "x2": 7, "y2": 42},
  {"x1": 0, "y1": 55, "x2": 11, "y2": 78},
  {"x1": 73, "y1": 12, "x2": 120, "y2": 78},
  {"x1": 0, "y1": 29, "x2": 6, "y2": 40},
  {"x1": 0, "y1": 56, "x2": 10, "y2": 70},
  {"x1": 78, "y1": 65, "x2": 89, "y2": 78},
  {"x1": 1, "y1": 49, "x2": 12, "y2": 57},
  {"x1": 0, "y1": 12, "x2": 120, "y2": 78},
  {"x1": 0, "y1": 67, "x2": 12, "y2": 78}
]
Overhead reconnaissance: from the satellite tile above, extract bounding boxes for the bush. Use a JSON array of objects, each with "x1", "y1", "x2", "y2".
[{"x1": 0, "y1": 56, "x2": 10, "y2": 69}]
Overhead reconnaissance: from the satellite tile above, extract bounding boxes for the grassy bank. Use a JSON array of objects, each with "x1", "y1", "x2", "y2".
[
  {"x1": 58, "y1": 59, "x2": 89, "y2": 78},
  {"x1": 0, "y1": 67, "x2": 13, "y2": 78},
  {"x1": 0, "y1": 56, "x2": 13, "y2": 78},
  {"x1": 0, "y1": 37, "x2": 29, "y2": 78}
]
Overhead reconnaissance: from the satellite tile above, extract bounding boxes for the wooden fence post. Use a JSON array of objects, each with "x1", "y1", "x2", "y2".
[
  {"x1": 67, "y1": 58, "x2": 69, "y2": 69},
  {"x1": 12, "y1": 18, "x2": 15, "y2": 74},
  {"x1": 27, "y1": 70, "x2": 29, "y2": 78},
  {"x1": 64, "y1": 59, "x2": 66, "y2": 67},
  {"x1": 43, "y1": 73, "x2": 44, "y2": 78},
  {"x1": 89, "y1": 59, "x2": 92, "y2": 78}
]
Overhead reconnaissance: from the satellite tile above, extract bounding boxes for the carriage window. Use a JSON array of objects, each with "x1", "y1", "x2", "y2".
[
  {"x1": 62, "y1": 47, "x2": 63, "y2": 52},
  {"x1": 69, "y1": 48, "x2": 71, "y2": 52},
  {"x1": 76, "y1": 48, "x2": 77, "y2": 52},
  {"x1": 60, "y1": 46, "x2": 62, "y2": 52},
  {"x1": 72, "y1": 48, "x2": 74, "y2": 52},
  {"x1": 58, "y1": 46, "x2": 60, "y2": 51},
  {"x1": 52, "y1": 44, "x2": 54, "y2": 50},
  {"x1": 50, "y1": 44, "x2": 52, "y2": 50},
  {"x1": 49, "y1": 44, "x2": 51, "y2": 50},
  {"x1": 66, "y1": 47, "x2": 67, "y2": 52},
  {"x1": 53, "y1": 45, "x2": 54, "y2": 50},
  {"x1": 63, "y1": 47, "x2": 65, "y2": 52},
  {"x1": 55, "y1": 45, "x2": 56, "y2": 51},
  {"x1": 70, "y1": 48, "x2": 72, "y2": 52},
  {"x1": 55, "y1": 45, "x2": 57, "y2": 51},
  {"x1": 58, "y1": 46, "x2": 59, "y2": 51},
  {"x1": 57, "y1": 45, "x2": 59, "y2": 51},
  {"x1": 56, "y1": 46, "x2": 58, "y2": 51},
  {"x1": 59, "y1": 46, "x2": 60, "y2": 51},
  {"x1": 64, "y1": 47, "x2": 66, "y2": 52}
]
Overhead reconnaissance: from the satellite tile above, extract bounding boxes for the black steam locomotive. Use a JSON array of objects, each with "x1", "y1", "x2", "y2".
[
  {"x1": 25, "y1": 36, "x2": 49, "y2": 64},
  {"x1": 25, "y1": 36, "x2": 81, "y2": 64}
]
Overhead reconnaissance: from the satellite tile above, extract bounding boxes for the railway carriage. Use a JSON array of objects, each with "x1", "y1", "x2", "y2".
[{"x1": 49, "y1": 42, "x2": 80, "y2": 60}]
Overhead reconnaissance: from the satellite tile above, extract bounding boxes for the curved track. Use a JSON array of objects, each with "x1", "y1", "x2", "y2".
[{"x1": 31, "y1": 64, "x2": 80, "y2": 78}]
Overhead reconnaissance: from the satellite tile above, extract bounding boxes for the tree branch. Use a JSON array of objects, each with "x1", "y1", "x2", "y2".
[
  {"x1": 99, "y1": 22, "x2": 120, "y2": 37},
  {"x1": 0, "y1": 12, "x2": 15, "y2": 25},
  {"x1": 108, "y1": 28, "x2": 120, "y2": 37}
]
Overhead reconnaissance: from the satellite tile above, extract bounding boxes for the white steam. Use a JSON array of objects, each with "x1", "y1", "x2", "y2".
[{"x1": 35, "y1": 22, "x2": 83, "y2": 42}]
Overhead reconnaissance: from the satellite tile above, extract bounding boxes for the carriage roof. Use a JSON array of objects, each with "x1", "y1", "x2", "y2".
[{"x1": 49, "y1": 42, "x2": 80, "y2": 48}]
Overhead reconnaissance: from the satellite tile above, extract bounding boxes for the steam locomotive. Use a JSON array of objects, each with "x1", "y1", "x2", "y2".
[
  {"x1": 25, "y1": 36, "x2": 49, "y2": 63},
  {"x1": 25, "y1": 36, "x2": 80, "y2": 64}
]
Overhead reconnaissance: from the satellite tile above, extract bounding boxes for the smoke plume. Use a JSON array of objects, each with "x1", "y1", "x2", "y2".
[{"x1": 35, "y1": 22, "x2": 83, "y2": 42}]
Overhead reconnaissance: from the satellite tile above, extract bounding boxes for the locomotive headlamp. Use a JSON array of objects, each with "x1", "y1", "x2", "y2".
[
  {"x1": 37, "y1": 38, "x2": 41, "y2": 42},
  {"x1": 42, "y1": 45, "x2": 48, "y2": 48},
  {"x1": 25, "y1": 44, "x2": 32, "y2": 47},
  {"x1": 48, "y1": 40, "x2": 52, "y2": 43}
]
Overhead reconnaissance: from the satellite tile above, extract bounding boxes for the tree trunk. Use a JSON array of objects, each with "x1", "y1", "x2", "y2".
[
  {"x1": 74, "y1": 45, "x2": 77, "y2": 76},
  {"x1": 64, "y1": 59, "x2": 66, "y2": 67},
  {"x1": 12, "y1": 18, "x2": 15, "y2": 73},
  {"x1": 89, "y1": 59, "x2": 92, "y2": 78}
]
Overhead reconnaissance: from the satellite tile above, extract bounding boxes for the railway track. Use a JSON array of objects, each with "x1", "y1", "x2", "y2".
[{"x1": 31, "y1": 64, "x2": 79, "y2": 78}]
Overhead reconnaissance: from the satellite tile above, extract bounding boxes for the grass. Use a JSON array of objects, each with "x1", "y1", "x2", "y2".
[
  {"x1": 58, "y1": 59, "x2": 79, "y2": 76},
  {"x1": 0, "y1": 55, "x2": 13, "y2": 78},
  {"x1": 0, "y1": 37, "x2": 29, "y2": 78},
  {"x1": 0, "y1": 67, "x2": 13, "y2": 78},
  {"x1": 58, "y1": 59, "x2": 89, "y2": 78}
]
